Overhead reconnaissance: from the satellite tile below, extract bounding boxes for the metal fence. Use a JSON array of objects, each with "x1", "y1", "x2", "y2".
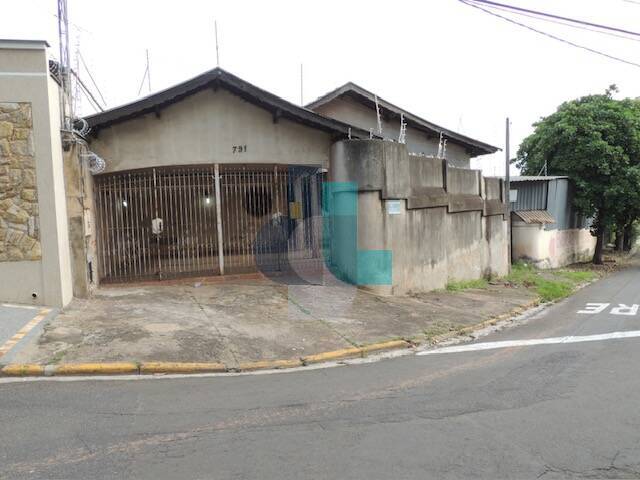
[{"x1": 94, "y1": 164, "x2": 322, "y2": 283}]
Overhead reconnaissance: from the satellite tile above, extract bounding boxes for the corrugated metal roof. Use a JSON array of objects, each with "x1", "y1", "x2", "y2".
[
  {"x1": 510, "y1": 176, "x2": 568, "y2": 182},
  {"x1": 513, "y1": 210, "x2": 556, "y2": 224}
]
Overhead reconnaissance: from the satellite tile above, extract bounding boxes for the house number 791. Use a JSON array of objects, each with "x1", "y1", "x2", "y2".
[{"x1": 232, "y1": 145, "x2": 247, "y2": 153}]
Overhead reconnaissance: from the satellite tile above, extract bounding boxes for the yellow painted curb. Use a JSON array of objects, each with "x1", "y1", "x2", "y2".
[
  {"x1": 139, "y1": 362, "x2": 227, "y2": 374},
  {"x1": 427, "y1": 299, "x2": 542, "y2": 345},
  {"x1": 238, "y1": 359, "x2": 303, "y2": 371},
  {"x1": 361, "y1": 340, "x2": 411, "y2": 355},
  {"x1": 302, "y1": 347, "x2": 363, "y2": 365},
  {"x1": 54, "y1": 362, "x2": 139, "y2": 376},
  {"x1": 1, "y1": 364, "x2": 45, "y2": 377}
]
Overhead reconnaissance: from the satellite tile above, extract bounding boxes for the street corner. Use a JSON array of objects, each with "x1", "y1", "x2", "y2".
[{"x1": 0, "y1": 303, "x2": 56, "y2": 365}]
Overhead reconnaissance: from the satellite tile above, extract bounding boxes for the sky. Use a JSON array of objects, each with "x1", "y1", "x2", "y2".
[{"x1": 4, "y1": 0, "x2": 640, "y2": 175}]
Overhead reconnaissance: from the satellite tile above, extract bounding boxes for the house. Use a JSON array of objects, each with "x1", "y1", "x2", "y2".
[
  {"x1": 0, "y1": 39, "x2": 507, "y2": 305},
  {"x1": 307, "y1": 82, "x2": 498, "y2": 168},
  {"x1": 509, "y1": 176, "x2": 595, "y2": 268}
]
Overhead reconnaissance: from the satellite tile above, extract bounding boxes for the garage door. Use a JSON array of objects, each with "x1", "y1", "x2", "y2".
[{"x1": 94, "y1": 165, "x2": 322, "y2": 283}]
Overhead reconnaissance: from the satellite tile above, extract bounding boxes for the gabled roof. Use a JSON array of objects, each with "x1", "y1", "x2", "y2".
[
  {"x1": 84, "y1": 68, "x2": 372, "y2": 139},
  {"x1": 306, "y1": 82, "x2": 499, "y2": 157}
]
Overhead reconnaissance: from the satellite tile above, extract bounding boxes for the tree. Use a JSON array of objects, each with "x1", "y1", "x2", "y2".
[{"x1": 516, "y1": 87, "x2": 640, "y2": 264}]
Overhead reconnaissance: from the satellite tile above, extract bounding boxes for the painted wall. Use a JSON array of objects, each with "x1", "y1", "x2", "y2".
[
  {"x1": 312, "y1": 96, "x2": 472, "y2": 168},
  {"x1": 329, "y1": 139, "x2": 508, "y2": 295},
  {"x1": 512, "y1": 221, "x2": 596, "y2": 268},
  {"x1": 0, "y1": 41, "x2": 73, "y2": 307},
  {"x1": 89, "y1": 89, "x2": 334, "y2": 173}
]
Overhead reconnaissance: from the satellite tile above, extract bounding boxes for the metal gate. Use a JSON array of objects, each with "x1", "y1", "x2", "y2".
[{"x1": 94, "y1": 164, "x2": 322, "y2": 283}]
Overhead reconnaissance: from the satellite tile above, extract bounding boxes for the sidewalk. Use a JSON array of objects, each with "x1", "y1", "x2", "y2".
[{"x1": 9, "y1": 274, "x2": 540, "y2": 370}]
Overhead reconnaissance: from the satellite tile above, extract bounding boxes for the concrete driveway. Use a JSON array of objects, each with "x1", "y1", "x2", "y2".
[{"x1": 10, "y1": 274, "x2": 537, "y2": 367}]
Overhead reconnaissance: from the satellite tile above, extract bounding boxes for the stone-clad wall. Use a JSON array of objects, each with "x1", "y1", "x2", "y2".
[{"x1": 0, "y1": 102, "x2": 40, "y2": 262}]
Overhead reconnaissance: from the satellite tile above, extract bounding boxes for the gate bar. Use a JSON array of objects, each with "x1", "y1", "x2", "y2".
[{"x1": 214, "y1": 163, "x2": 225, "y2": 275}]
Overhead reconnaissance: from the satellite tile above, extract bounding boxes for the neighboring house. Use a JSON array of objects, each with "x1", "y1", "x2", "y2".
[
  {"x1": 307, "y1": 82, "x2": 498, "y2": 168},
  {"x1": 508, "y1": 176, "x2": 595, "y2": 268}
]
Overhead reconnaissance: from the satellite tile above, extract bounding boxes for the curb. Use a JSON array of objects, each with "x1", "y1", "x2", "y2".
[
  {"x1": 426, "y1": 299, "x2": 541, "y2": 345},
  {"x1": 0, "y1": 339, "x2": 414, "y2": 378},
  {"x1": 0, "y1": 302, "x2": 541, "y2": 378}
]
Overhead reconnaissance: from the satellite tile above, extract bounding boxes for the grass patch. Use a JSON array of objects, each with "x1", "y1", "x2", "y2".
[
  {"x1": 505, "y1": 262, "x2": 598, "y2": 302},
  {"x1": 49, "y1": 349, "x2": 68, "y2": 365},
  {"x1": 445, "y1": 278, "x2": 489, "y2": 292},
  {"x1": 423, "y1": 321, "x2": 462, "y2": 341}
]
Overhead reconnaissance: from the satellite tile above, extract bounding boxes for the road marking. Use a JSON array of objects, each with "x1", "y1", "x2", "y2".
[
  {"x1": 417, "y1": 330, "x2": 640, "y2": 356},
  {"x1": 0, "y1": 308, "x2": 51, "y2": 359},
  {"x1": 578, "y1": 303, "x2": 609, "y2": 314},
  {"x1": 1, "y1": 303, "x2": 39, "y2": 310}
]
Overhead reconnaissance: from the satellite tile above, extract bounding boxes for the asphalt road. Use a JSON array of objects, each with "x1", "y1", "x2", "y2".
[{"x1": 2, "y1": 266, "x2": 640, "y2": 479}]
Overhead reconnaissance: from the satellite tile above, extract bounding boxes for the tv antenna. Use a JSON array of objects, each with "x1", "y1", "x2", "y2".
[
  {"x1": 215, "y1": 20, "x2": 220, "y2": 67},
  {"x1": 137, "y1": 49, "x2": 151, "y2": 95}
]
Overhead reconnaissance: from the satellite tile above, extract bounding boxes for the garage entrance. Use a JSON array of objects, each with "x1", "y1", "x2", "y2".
[{"x1": 94, "y1": 165, "x2": 322, "y2": 283}]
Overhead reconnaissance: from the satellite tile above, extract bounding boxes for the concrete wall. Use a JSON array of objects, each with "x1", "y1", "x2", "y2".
[
  {"x1": 63, "y1": 141, "x2": 98, "y2": 297},
  {"x1": 512, "y1": 221, "x2": 596, "y2": 268},
  {"x1": 329, "y1": 139, "x2": 508, "y2": 295},
  {"x1": 313, "y1": 96, "x2": 472, "y2": 168},
  {"x1": 0, "y1": 41, "x2": 73, "y2": 307},
  {"x1": 89, "y1": 88, "x2": 334, "y2": 173}
]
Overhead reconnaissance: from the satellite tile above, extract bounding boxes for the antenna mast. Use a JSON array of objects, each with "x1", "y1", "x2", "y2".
[
  {"x1": 57, "y1": 0, "x2": 73, "y2": 129},
  {"x1": 72, "y1": 34, "x2": 81, "y2": 115},
  {"x1": 146, "y1": 49, "x2": 151, "y2": 92},
  {"x1": 215, "y1": 20, "x2": 220, "y2": 67}
]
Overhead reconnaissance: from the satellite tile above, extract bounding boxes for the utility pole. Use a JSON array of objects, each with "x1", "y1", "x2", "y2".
[
  {"x1": 505, "y1": 117, "x2": 512, "y2": 271},
  {"x1": 300, "y1": 63, "x2": 303, "y2": 106}
]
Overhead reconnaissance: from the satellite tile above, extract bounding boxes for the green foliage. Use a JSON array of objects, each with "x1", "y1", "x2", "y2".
[
  {"x1": 516, "y1": 89, "x2": 640, "y2": 260},
  {"x1": 506, "y1": 263, "x2": 597, "y2": 302},
  {"x1": 445, "y1": 278, "x2": 489, "y2": 292}
]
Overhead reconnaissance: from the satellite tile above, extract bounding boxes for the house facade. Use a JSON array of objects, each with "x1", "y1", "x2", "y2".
[
  {"x1": 509, "y1": 176, "x2": 596, "y2": 268},
  {"x1": 0, "y1": 40, "x2": 506, "y2": 305}
]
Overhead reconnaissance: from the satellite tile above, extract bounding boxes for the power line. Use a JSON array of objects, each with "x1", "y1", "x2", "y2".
[
  {"x1": 70, "y1": 69, "x2": 104, "y2": 112},
  {"x1": 465, "y1": 0, "x2": 640, "y2": 38},
  {"x1": 477, "y1": 1, "x2": 640, "y2": 43},
  {"x1": 460, "y1": 0, "x2": 640, "y2": 69},
  {"x1": 77, "y1": 51, "x2": 107, "y2": 106}
]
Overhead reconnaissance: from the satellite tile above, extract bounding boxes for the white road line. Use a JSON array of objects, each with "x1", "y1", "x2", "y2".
[
  {"x1": 1, "y1": 303, "x2": 39, "y2": 310},
  {"x1": 417, "y1": 330, "x2": 640, "y2": 355}
]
